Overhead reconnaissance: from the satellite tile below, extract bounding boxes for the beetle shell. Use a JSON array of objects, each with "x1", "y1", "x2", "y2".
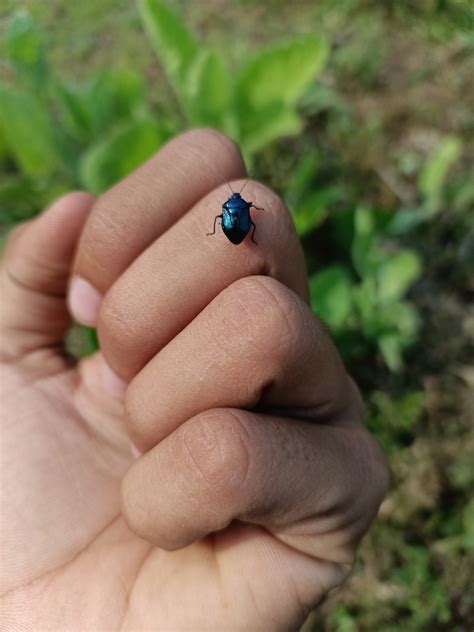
[{"x1": 221, "y1": 193, "x2": 252, "y2": 244}]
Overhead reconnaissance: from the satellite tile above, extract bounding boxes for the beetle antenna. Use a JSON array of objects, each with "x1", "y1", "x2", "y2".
[
  {"x1": 238, "y1": 177, "x2": 251, "y2": 195},
  {"x1": 219, "y1": 174, "x2": 234, "y2": 195}
]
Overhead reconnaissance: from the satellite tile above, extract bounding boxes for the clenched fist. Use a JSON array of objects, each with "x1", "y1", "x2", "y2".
[{"x1": 0, "y1": 129, "x2": 388, "y2": 631}]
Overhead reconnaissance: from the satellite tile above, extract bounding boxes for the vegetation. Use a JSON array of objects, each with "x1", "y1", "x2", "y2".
[{"x1": 1, "y1": 1, "x2": 472, "y2": 629}]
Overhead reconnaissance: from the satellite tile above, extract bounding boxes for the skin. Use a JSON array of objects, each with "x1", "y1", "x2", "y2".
[{"x1": 0, "y1": 129, "x2": 389, "y2": 631}]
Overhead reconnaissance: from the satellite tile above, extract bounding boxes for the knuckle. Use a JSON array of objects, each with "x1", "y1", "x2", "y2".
[
  {"x1": 222, "y1": 276, "x2": 304, "y2": 359},
  {"x1": 78, "y1": 198, "x2": 123, "y2": 272},
  {"x1": 365, "y1": 433, "x2": 391, "y2": 506},
  {"x1": 124, "y1": 380, "x2": 145, "y2": 445},
  {"x1": 183, "y1": 128, "x2": 244, "y2": 167},
  {"x1": 120, "y1": 467, "x2": 151, "y2": 540},
  {"x1": 350, "y1": 429, "x2": 390, "y2": 515},
  {"x1": 240, "y1": 181, "x2": 296, "y2": 246},
  {"x1": 55, "y1": 190, "x2": 94, "y2": 208},
  {"x1": 98, "y1": 287, "x2": 141, "y2": 376},
  {"x1": 176, "y1": 411, "x2": 252, "y2": 500}
]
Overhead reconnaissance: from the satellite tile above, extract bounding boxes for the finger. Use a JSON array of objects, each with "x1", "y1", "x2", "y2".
[
  {"x1": 121, "y1": 408, "x2": 388, "y2": 563},
  {"x1": 99, "y1": 182, "x2": 308, "y2": 380},
  {"x1": 0, "y1": 192, "x2": 94, "y2": 360},
  {"x1": 126, "y1": 276, "x2": 351, "y2": 452},
  {"x1": 70, "y1": 128, "x2": 246, "y2": 325}
]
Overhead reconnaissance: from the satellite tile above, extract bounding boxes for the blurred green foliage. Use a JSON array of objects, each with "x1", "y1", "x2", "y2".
[{"x1": 1, "y1": 1, "x2": 473, "y2": 630}]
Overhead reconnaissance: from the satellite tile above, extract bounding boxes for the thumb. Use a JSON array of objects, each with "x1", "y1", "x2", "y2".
[{"x1": 0, "y1": 192, "x2": 95, "y2": 361}]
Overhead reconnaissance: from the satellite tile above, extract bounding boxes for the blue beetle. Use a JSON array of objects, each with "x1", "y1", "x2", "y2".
[{"x1": 207, "y1": 182, "x2": 263, "y2": 245}]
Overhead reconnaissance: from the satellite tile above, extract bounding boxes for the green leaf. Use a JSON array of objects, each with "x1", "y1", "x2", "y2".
[
  {"x1": 292, "y1": 191, "x2": 328, "y2": 237},
  {"x1": 353, "y1": 278, "x2": 378, "y2": 337},
  {"x1": 379, "y1": 300, "x2": 420, "y2": 342},
  {"x1": 237, "y1": 34, "x2": 328, "y2": 110},
  {"x1": 0, "y1": 83, "x2": 58, "y2": 177},
  {"x1": 387, "y1": 206, "x2": 430, "y2": 235},
  {"x1": 370, "y1": 390, "x2": 424, "y2": 433},
  {"x1": 352, "y1": 206, "x2": 376, "y2": 278},
  {"x1": 186, "y1": 50, "x2": 233, "y2": 127},
  {"x1": 139, "y1": 0, "x2": 198, "y2": 96},
  {"x1": 378, "y1": 334, "x2": 403, "y2": 372},
  {"x1": 66, "y1": 325, "x2": 99, "y2": 359},
  {"x1": 79, "y1": 117, "x2": 164, "y2": 194},
  {"x1": 310, "y1": 266, "x2": 354, "y2": 330},
  {"x1": 419, "y1": 135, "x2": 462, "y2": 214},
  {"x1": 55, "y1": 70, "x2": 146, "y2": 144},
  {"x1": 0, "y1": 174, "x2": 39, "y2": 227},
  {"x1": 88, "y1": 70, "x2": 145, "y2": 126},
  {"x1": 377, "y1": 250, "x2": 422, "y2": 302},
  {"x1": 240, "y1": 102, "x2": 302, "y2": 154},
  {"x1": 6, "y1": 10, "x2": 47, "y2": 85},
  {"x1": 286, "y1": 149, "x2": 320, "y2": 207},
  {"x1": 55, "y1": 83, "x2": 96, "y2": 143}
]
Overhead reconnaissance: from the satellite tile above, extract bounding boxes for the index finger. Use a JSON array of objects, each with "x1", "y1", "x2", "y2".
[{"x1": 73, "y1": 128, "x2": 246, "y2": 296}]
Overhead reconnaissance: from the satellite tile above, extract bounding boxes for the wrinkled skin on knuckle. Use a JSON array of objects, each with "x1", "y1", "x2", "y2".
[
  {"x1": 222, "y1": 276, "x2": 301, "y2": 360},
  {"x1": 120, "y1": 464, "x2": 153, "y2": 543},
  {"x1": 361, "y1": 431, "x2": 390, "y2": 514},
  {"x1": 215, "y1": 276, "x2": 307, "y2": 405},
  {"x1": 123, "y1": 380, "x2": 149, "y2": 451},
  {"x1": 97, "y1": 287, "x2": 144, "y2": 379},
  {"x1": 242, "y1": 182, "x2": 296, "y2": 245},
  {"x1": 176, "y1": 411, "x2": 252, "y2": 506},
  {"x1": 77, "y1": 199, "x2": 125, "y2": 277},
  {"x1": 189, "y1": 128, "x2": 245, "y2": 168},
  {"x1": 333, "y1": 427, "x2": 390, "y2": 543}
]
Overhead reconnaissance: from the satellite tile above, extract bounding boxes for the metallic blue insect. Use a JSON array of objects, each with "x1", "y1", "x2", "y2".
[{"x1": 207, "y1": 181, "x2": 263, "y2": 245}]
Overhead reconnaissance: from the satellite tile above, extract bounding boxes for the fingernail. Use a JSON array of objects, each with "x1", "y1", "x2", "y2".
[
  {"x1": 68, "y1": 276, "x2": 102, "y2": 326},
  {"x1": 100, "y1": 356, "x2": 127, "y2": 398}
]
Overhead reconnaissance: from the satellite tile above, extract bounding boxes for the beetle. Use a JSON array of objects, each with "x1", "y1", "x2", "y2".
[{"x1": 207, "y1": 181, "x2": 263, "y2": 245}]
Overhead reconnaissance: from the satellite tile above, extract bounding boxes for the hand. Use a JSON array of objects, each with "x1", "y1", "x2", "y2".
[{"x1": 0, "y1": 129, "x2": 388, "y2": 631}]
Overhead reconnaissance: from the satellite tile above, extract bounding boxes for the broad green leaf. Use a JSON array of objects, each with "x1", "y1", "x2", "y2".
[
  {"x1": 240, "y1": 102, "x2": 302, "y2": 154},
  {"x1": 377, "y1": 250, "x2": 422, "y2": 302},
  {"x1": 286, "y1": 149, "x2": 320, "y2": 207},
  {"x1": 139, "y1": 0, "x2": 198, "y2": 95},
  {"x1": 186, "y1": 50, "x2": 233, "y2": 127},
  {"x1": 56, "y1": 70, "x2": 146, "y2": 143},
  {"x1": 237, "y1": 34, "x2": 328, "y2": 110},
  {"x1": 55, "y1": 83, "x2": 95, "y2": 143},
  {"x1": 310, "y1": 266, "x2": 354, "y2": 330},
  {"x1": 0, "y1": 84, "x2": 58, "y2": 177},
  {"x1": 378, "y1": 334, "x2": 403, "y2": 372},
  {"x1": 376, "y1": 300, "x2": 420, "y2": 345},
  {"x1": 292, "y1": 192, "x2": 328, "y2": 237},
  {"x1": 79, "y1": 118, "x2": 164, "y2": 194},
  {"x1": 353, "y1": 278, "x2": 378, "y2": 337},
  {"x1": 419, "y1": 135, "x2": 462, "y2": 213},
  {"x1": 291, "y1": 187, "x2": 343, "y2": 237},
  {"x1": 0, "y1": 174, "x2": 39, "y2": 227},
  {"x1": 387, "y1": 206, "x2": 429, "y2": 235},
  {"x1": 371, "y1": 390, "x2": 424, "y2": 431},
  {"x1": 0, "y1": 126, "x2": 8, "y2": 163},
  {"x1": 352, "y1": 206, "x2": 375, "y2": 278},
  {"x1": 6, "y1": 10, "x2": 47, "y2": 85}
]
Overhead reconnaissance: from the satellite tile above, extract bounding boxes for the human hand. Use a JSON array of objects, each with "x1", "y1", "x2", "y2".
[{"x1": 0, "y1": 129, "x2": 388, "y2": 631}]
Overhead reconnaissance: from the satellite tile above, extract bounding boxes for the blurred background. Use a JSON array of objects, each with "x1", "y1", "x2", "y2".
[{"x1": 0, "y1": 0, "x2": 473, "y2": 629}]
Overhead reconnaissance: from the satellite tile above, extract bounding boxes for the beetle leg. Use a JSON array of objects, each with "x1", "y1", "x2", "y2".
[
  {"x1": 251, "y1": 204, "x2": 264, "y2": 211},
  {"x1": 250, "y1": 221, "x2": 258, "y2": 244},
  {"x1": 207, "y1": 214, "x2": 222, "y2": 236}
]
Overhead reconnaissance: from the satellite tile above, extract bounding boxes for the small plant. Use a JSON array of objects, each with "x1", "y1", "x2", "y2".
[{"x1": 310, "y1": 206, "x2": 422, "y2": 372}]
